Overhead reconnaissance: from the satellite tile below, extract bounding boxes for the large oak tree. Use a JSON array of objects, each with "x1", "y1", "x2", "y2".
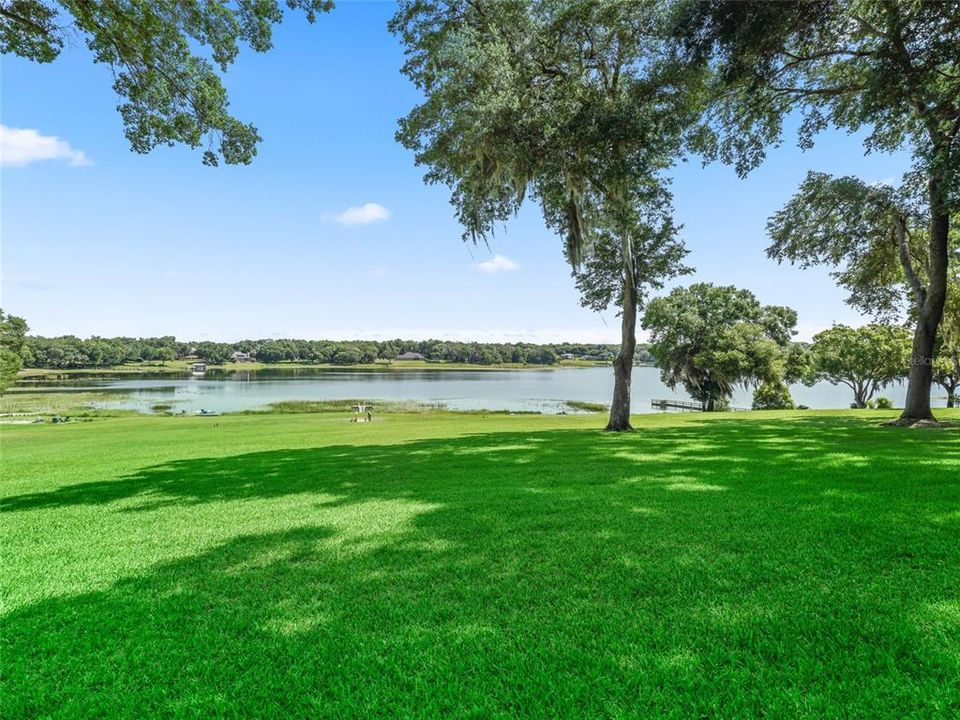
[
  {"x1": 769, "y1": 173, "x2": 960, "y2": 411},
  {"x1": 641, "y1": 283, "x2": 797, "y2": 411},
  {"x1": 806, "y1": 324, "x2": 911, "y2": 409},
  {"x1": 672, "y1": 0, "x2": 960, "y2": 423},
  {"x1": 391, "y1": 0, "x2": 696, "y2": 430}
]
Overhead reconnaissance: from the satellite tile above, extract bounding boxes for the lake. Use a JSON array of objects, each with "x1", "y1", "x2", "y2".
[{"x1": 22, "y1": 366, "x2": 929, "y2": 415}]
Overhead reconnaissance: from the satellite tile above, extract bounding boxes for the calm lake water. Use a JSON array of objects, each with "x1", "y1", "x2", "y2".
[{"x1": 27, "y1": 366, "x2": 927, "y2": 415}]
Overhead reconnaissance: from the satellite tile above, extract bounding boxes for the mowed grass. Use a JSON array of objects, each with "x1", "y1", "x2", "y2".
[{"x1": 2, "y1": 410, "x2": 959, "y2": 718}]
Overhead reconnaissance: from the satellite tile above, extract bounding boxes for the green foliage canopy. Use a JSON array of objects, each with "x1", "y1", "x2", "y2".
[
  {"x1": 807, "y1": 324, "x2": 911, "y2": 409},
  {"x1": 932, "y1": 342, "x2": 960, "y2": 407},
  {"x1": 392, "y1": 0, "x2": 695, "y2": 258},
  {"x1": 767, "y1": 172, "x2": 932, "y2": 320},
  {"x1": 641, "y1": 283, "x2": 797, "y2": 410},
  {"x1": 0, "y1": 309, "x2": 28, "y2": 393},
  {"x1": 671, "y1": 0, "x2": 960, "y2": 421},
  {"x1": 21, "y1": 333, "x2": 625, "y2": 370},
  {"x1": 751, "y1": 379, "x2": 795, "y2": 411},
  {"x1": 391, "y1": 0, "x2": 702, "y2": 429},
  {"x1": 672, "y1": 0, "x2": 960, "y2": 192},
  {"x1": 0, "y1": 1, "x2": 333, "y2": 164}
]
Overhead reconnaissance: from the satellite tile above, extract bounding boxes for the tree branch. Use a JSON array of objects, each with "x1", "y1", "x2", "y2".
[
  {"x1": 0, "y1": 4, "x2": 50, "y2": 36},
  {"x1": 69, "y1": 3, "x2": 212, "y2": 134},
  {"x1": 949, "y1": 112, "x2": 960, "y2": 141},
  {"x1": 894, "y1": 216, "x2": 925, "y2": 306},
  {"x1": 850, "y1": 14, "x2": 888, "y2": 40},
  {"x1": 770, "y1": 84, "x2": 865, "y2": 98},
  {"x1": 781, "y1": 48, "x2": 874, "y2": 68}
]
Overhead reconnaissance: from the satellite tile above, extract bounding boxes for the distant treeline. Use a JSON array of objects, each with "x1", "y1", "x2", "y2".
[{"x1": 23, "y1": 335, "x2": 657, "y2": 368}]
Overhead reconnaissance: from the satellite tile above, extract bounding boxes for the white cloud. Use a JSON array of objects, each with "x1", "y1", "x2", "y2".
[
  {"x1": 475, "y1": 254, "x2": 519, "y2": 273},
  {"x1": 0, "y1": 125, "x2": 91, "y2": 167},
  {"x1": 329, "y1": 202, "x2": 390, "y2": 226}
]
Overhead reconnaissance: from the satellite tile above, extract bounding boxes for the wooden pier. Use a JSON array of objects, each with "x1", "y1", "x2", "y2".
[
  {"x1": 651, "y1": 399, "x2": 704, "y2": 412},
  {"x1": 651, "y1": 398, "x2": 749, "y2": 413}
]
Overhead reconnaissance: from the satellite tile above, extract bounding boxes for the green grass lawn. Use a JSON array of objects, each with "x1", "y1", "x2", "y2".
[{"x1": 2, "y1": 410, "x2": 959, "y2": 718}]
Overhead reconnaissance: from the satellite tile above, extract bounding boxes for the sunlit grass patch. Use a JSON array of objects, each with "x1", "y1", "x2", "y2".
[{"x1": 2, "y1": 409, "x2": 959, "y2": 718}]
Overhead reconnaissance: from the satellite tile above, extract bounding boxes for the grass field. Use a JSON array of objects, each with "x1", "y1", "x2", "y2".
[{"x1": 2, "y1": 410, "x2": 959, "y2": 718}]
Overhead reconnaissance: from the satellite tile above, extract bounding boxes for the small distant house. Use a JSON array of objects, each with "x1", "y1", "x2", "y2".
[
  {"x1": 396, "y1": 352, "x2": 426, "y2": 361},
  {"x1": 559, "y1": 353, "x2": 576, "y2": 360},
  {"x1": 231, "y1": 351, "x2": 254, "y2": 363},
  {"x1": 191, "y1": 362, "x2": 207, "y2": 374}
]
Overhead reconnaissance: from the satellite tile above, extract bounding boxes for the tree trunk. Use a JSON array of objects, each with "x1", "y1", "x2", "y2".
[
  {"x1": 946, "y1": 361, "x2": 958, "y2": 409},
  {"x1": 850, "y1": 380, "x2": 863, "y2": 409},
  {"x1": 899, "y1": 180, "x2": 950, "y2": 423},
  {"x1": 606, "y1": 231, "x2": 637, "y2": 432}
]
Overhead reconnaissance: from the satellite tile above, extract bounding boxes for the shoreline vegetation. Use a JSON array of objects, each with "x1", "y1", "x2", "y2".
[
  {"x1": 0, "y1": 394, "x2": 613, "y2": 421},
  {"x1": 248, "y1": 399, "x2": 610, "y2": 416},
  {"x1": 15, "y1": 357, "x2": 645, "y2": 381},
  {"x1": 5, "y1": 388, "x2": 951, "y2": 424},
  {"x1": 18, "y1": 335, "x2": 658, "y2": 376}
]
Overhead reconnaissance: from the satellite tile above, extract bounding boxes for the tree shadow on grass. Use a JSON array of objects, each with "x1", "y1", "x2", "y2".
[
  {"x1": 4, "y1": 417, "x2": 960, "y2": 717},
  {"x1": 4, "y1": 416, "x2": 958, "y2": 514}
]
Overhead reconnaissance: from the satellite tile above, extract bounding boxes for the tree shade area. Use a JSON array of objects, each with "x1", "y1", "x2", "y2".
[{"x1": 3, "y1": 411, "x2": 959, "y2": 717}]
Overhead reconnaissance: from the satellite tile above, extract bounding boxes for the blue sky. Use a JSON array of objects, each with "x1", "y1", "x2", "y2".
[{"x1": 1, "y1": 1, "x2": 911, "y2": 343}]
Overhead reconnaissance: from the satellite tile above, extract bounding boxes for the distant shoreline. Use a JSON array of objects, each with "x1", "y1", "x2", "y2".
[{"x1": 17, "y1": 358, "x2": 661, "y2": 381}]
